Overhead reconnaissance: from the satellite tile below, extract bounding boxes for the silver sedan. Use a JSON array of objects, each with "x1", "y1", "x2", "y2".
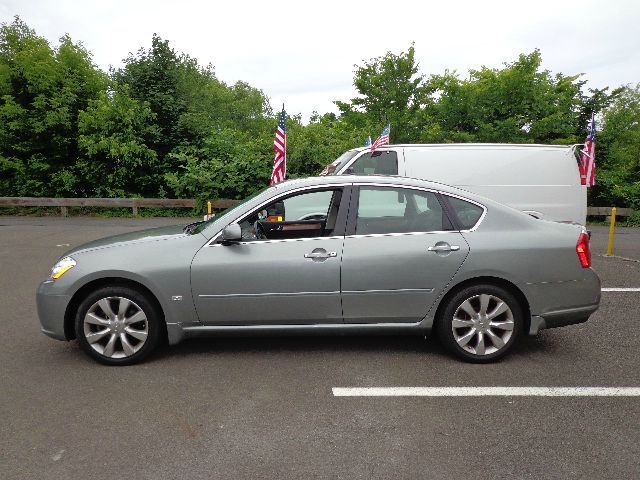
[{"x1": 37, "y1": 176, "x2": 601, "y2": 365}]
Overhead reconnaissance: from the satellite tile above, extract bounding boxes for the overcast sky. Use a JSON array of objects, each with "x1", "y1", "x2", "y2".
[{"x1": 2, "y1": 0, "x2": 639, "y2": 122}]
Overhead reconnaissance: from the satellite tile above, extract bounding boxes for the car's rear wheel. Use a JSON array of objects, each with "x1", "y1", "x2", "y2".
[
  {"x1": 436, "y1": 284, "x2": 523, "y2": 362},
  {"x1": 75, "y1": 285, "x2": 162, "y2": 365}
]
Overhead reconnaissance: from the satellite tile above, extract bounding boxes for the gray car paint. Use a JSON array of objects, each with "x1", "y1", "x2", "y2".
[{"x1": 36, "y1": 175, "x2": 600, "y2": 346}]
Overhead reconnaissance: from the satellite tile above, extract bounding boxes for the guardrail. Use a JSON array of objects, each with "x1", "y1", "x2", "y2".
[
  {"x1": 0, "y1": 198, "x2": 634, "y2": 218},
  {"x1": 0, "y1": 197, "x2": 238, "y2": 216},
  {"x1": 587, "y1": 207, "x2": 634, "y2": 217}
]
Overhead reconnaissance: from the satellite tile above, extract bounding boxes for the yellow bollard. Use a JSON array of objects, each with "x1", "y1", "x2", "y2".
[
  {"x1": 606, "y1": 207, "x2": 617, "y2": 256},
  {"x1": 207, "y1": 201, "x2": 212, "y2": 217}
]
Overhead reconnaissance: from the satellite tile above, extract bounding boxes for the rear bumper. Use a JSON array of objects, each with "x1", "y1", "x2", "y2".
[
  {"x1": 36, "y1": 281, "x2": 71, "y2": 341},
  {"x1": 529, "y1": 303, "x2": 599, "y2": 335}
]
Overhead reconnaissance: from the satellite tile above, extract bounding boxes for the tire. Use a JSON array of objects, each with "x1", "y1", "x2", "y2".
[
  {"x1": 75, "y1": 285, "x2": 162, "y2": 365},
  {"x1": 436, "y1": 284, "x2": 523, "y2": 363}
]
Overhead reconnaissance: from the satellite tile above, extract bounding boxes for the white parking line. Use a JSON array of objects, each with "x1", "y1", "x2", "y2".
[
  {"x1": 332, "y1": 387, "x2": 640, "y2": 397},
  {"x1": 602, "y1": 288, "x2": 640, "y2": 292}
]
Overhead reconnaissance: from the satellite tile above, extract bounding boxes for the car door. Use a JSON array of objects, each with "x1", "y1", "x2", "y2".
[
  {"x1": 341, "y1": 185, "x2": 470, "y2": 323},
  {"x1": 190, "y1": 187, "x2": 349, "y2": 325}
]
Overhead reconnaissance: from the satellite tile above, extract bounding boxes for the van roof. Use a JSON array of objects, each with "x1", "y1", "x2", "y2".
[{"x1": 352, "y1": 143, "x2": 577, "y2": 152}]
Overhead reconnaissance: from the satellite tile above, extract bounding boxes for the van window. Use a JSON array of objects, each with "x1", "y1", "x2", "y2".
[
  {"x1": 356, "y1": 187, "x2": 449, "y2": 235},
  {"x1": 345, "y1": 151, "x2": 398, "y2": 176},
  {"x1": 447, "y1": 196, "x2": 484, "y2": 229}
]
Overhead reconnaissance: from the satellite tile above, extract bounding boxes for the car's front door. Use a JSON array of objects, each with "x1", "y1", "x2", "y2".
[
  {"x1": 341, "y1": 185, "x2": 470, "y2": 323},
  {"x1": 190, "y1": 187, "x2": 349, "y2": 325}
]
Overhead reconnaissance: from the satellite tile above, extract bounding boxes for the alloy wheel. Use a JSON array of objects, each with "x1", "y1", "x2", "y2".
[
  {"x1": 451, "y1": 293, "x2": 515, "y2": 356},
  {"x1": 83, "y1": 296, "x2": 148, "y2": 359}
]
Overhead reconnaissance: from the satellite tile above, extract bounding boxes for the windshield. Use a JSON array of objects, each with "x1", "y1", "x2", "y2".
[
  {"x1": 192, "y1": 188, "x2": 269, "y2": 235},
  {"x1": 319, "y1": 149, "x2": 359, "y2": 176}
]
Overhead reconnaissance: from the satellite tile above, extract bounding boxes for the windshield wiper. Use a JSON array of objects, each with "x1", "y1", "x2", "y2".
[{"x1": 183, "y1": 221, "x2": 204, "y2": 235}]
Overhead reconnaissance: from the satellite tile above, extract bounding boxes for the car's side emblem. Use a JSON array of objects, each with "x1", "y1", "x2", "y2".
[{"x1": 171, "y1": 296, "x2": 183, "y2": 301}]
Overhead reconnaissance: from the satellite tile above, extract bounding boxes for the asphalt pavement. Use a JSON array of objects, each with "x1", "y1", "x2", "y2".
[{"x1": 1, "y1": 216, "x2": 639, "y2": 479}]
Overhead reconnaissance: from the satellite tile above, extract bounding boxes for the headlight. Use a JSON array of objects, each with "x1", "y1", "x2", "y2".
[{"x1": 50, "y1": 256, "x2": 76, "y2": 280}]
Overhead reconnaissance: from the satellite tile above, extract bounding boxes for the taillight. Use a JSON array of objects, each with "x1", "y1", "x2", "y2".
[{"x1": 576, "y1": 232, "x2": 591, "y2": 268}]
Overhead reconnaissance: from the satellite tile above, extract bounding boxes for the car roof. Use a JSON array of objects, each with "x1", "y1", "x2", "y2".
[
  {"x1": 273, "y1": 175, "x2": 481, "y2": 200},
  {"x1": 348, "y1": 143, "x2": 576, "y2": 153}
]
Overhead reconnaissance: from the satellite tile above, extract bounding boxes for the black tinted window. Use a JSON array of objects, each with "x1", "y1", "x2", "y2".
[
  {"x1": 447, "y1": 197, "x2": 484, "y2": 229},
  {"x1": 347, "y1": 151, "x2": 398, "y2": 175},
  {"x1": 356, "y1": 187, "x2": 449, "y2": 235}
]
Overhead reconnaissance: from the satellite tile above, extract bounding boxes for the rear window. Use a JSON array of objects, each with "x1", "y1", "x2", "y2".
[{"x1": 447, "y1": 196, "x2": 484, "y2": 229}]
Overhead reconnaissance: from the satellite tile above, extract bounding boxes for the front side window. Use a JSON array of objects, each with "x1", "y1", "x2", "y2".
[
  {"x1": 355, "y1": 187, "x2": 451, "y2": 235},
  {"x1": 345, "y1": 151, "x2": 398, "y2": 176},
  {"x1": 237, "y1": 189, "x2": 343, "y2": 241}
]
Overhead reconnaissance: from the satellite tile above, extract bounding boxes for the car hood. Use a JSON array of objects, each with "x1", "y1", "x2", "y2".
[{"x1": 63, "y1": 225, "x2": 189, "y2": 256}]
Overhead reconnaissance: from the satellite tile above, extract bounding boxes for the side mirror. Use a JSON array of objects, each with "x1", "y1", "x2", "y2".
[{"x1": 221, "y1": 224, "x2": 242, "y2": 245}]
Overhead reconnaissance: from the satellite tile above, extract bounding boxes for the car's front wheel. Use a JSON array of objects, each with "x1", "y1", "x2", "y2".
[
  {"x1": 436, "y1": 284, "x2": 523, "y2": 362},
  {"x1": 75, "y1": 285, "x2": 162, "y2": 365}
]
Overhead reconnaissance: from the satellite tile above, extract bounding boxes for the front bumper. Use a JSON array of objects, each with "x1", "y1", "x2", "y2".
[{"x1": 36, "y1": 281, "x2": 72, "y2": 341}]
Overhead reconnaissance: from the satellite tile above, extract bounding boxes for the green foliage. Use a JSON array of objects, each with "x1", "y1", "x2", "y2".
[
  {"x1": 336, "y1": 44, "x2": 427, "y2": 143},
  {"x1": 0, "y1": 17, "x2": 636, "y2": 211},
  {"x1": 76, "y1": 84, "x2": 159, "y2": 196},
  {"x1": 0, "y1": 16, "x2": 106, "y2": 196},
  {"x1": 591, "y1": 84, "x2": 640, "y2": 209}
]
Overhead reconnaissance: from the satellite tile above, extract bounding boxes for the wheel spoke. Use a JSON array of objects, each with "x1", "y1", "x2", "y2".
[
  {"x1": 124, "y1": 310, "x2": 146, "y2": 326},
  {"x1": 457, "y1": 328, "x2": 477, "y2": 347},
  {"x1": 490, "y1": 321, "x2": 514, "y2": 331},
  {"x1": 118, "y1": 298, "x2": 131, "y2": 318},
  {"x1": 479, "y1": 295, "x2": 491, "y2": 316},
  {"x1": 86, "y1": 328, "x2": 110, "y2": 344},
  {"x1": 488, "y1": 301, "x2": 509, "y2": 320},
  {"x1": 120, "y1": 333, "x2": 135, "y2": 356},
  {"x1": 475, "y1": 332, "x2": 486, "y2": 355},
  {"x1": 458, "y1": 300, "x2": 476, "y2": 318},
  {"x1": 98, "y1": 298, "x2": 115, "y2": 319},
  {"x1": 452, "y1": 318, "x2": 475, "y2": 329},
  {"x1": 103, "y1": 334, "x2": 117, "y2": 357},
  {"x1": 85, "y1": 313, "x2": 109, "y2": 326},
  {"x1": 486, "y1": 329, "x2": 505, "y2": 349},
  {"x1": 124, "y1": 326, "x2": 147, "y2": 342}
]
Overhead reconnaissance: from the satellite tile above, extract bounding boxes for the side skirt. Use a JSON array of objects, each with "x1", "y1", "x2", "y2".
[{"x1": 166, "y1": 319, "x2": 433, "y2": 345}]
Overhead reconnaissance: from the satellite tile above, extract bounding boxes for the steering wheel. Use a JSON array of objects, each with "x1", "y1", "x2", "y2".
[{"x1": 254, "y1": 221, "x2": 267, "y2": 240}]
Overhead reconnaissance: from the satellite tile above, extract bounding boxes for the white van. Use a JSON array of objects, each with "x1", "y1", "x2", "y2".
[{"x1": 321, "y1": 144, "x2": 586, "y2": 225}]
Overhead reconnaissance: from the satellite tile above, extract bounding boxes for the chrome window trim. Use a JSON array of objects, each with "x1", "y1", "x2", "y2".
[
  {"x1": 345, "y1": 230, "x2": 455, "y2": 239},
  {"x1": 353, "y1": 183, "x2": 487, "y2": 234},
  {"x1": 205, "y1": 183, "x2": 352, "y2": 247},
  {"x1": 208, "y1": 234, "x2": 345, "y2": 248},
  {"x1": 205, "y1": 180, "x2": 487, "y2": 246}
]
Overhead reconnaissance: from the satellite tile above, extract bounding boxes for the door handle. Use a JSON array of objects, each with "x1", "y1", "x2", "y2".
[
  {"x1": 428, "y1": 244, "x2": 460, "y2": 253},
  {"x1": 304, "y1": 251, "x2": 337, "y2": 259}
]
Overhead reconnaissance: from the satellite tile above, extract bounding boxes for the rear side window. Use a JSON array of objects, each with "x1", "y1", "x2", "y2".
[
  {"x1": 345, "y1": 151, "x2": 398, "y2": 175},
  {"x1": 446, "y1": 196, "x2": 484, "y2": 229},
  {"x1": 356, "y1": 187, "x2": 451, "y2": 235}
]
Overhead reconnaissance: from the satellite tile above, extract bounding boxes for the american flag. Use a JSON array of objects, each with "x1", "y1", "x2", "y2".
[
  {"x1": 270, "y1": 106, "x2": 286, "y2": 185},
  {"x1": 364, "y1": 135, "x2": 372, "y2": 147},
  {"x1": 580, "y1": 114, "x2": 596, "y2": 187},
  {"x1": 371, "y1": 124, "x2": 390, "y2": 152}
]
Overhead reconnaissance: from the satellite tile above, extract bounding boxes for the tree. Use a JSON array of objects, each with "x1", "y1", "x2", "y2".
[
  {"x1": 76, "y1": 84, "x2": 159, "y2": 197},
  {"x1": 0, "y1": 16, "x2": 106, "y2": 196},
  {"x1": 592, "y1": 84, "x2": 640, "y2": 209},
  {"x1": 336, "y1": 45, "x2": 428, "y2": 143}
]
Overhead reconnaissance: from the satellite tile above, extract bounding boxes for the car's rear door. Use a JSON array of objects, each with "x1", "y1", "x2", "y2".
[{"x1": 340, "y1": 185, "x2": 469, "y2": 323}]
